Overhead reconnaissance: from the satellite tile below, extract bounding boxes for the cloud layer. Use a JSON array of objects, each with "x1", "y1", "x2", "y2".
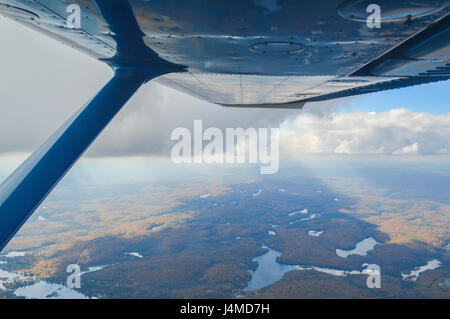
[{"x1": 280, "y1": 109, "x2": 450, "y2": 156}]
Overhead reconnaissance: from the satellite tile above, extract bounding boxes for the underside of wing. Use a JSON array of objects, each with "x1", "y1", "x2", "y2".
[{"x1": 0, "y1": 0, "x2": 449, "y2": 107}]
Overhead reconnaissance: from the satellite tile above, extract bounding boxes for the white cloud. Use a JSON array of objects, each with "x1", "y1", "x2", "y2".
[
  {"x1": 392, "y1": 142, "x2": 419, "y2": 155},
  {"x1": 280, "y1": 108, "x2": 450, "y2": 156}
]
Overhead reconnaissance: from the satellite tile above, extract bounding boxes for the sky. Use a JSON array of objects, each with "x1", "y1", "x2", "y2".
[
  {"x1": 346, "y1": 81, "x2": 450, "y2": 115},
  {"x1": 0, "y1": 15, "x2": 449, "y2": 173}
]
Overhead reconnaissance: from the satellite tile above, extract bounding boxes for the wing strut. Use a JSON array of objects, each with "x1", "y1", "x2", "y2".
[{"x1": 0, "y1": 68, "x2": 154, "y2": 251}]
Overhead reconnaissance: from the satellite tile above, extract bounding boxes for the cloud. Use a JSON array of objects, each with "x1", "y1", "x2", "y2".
[
  {"x1": 85, "y1": 82, "x2": 300, "y2": 157},
  {"x1": 280, "y1": 108, "x2": 450, "y2": 156},
  {"x1": 392, "y1": 142, "x2": 419, "y2": 155},
  {"x1": 0, "y1": 16, "x2": 111, "y2": 153}
]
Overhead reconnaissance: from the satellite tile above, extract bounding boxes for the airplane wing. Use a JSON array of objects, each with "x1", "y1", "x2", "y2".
[
  {"x1": 0, "y1": 0, "x2": 449, "y2": 250},
  {"x1": 0, "y1": 0, "x2": 449, "y2": 107}
]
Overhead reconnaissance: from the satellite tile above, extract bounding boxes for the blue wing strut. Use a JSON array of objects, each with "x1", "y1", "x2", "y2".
[
  {"x1": 0, "y1": 68, "x2": 152, "y2": 251},
  {"x1": 0, "y1": 0, "x2": 185, "y2": 252}
]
